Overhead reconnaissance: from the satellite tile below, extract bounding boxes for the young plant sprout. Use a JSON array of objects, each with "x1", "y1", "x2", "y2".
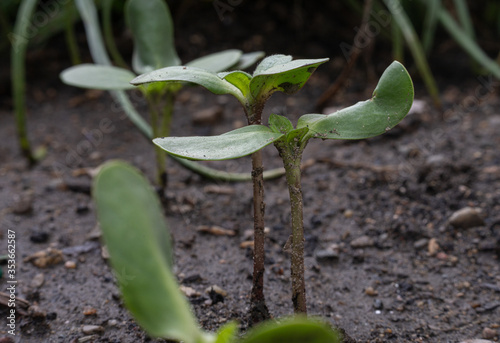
[
  {"x1": 138, "y1": 61, "x2": 414, "y2": 314},
  {"x1": 60, "y1": 0, "x2": 263, "y2": 188},
  {"x1": 93, "y1": 160, "x2": 341, "y2": 343},
  {"x1": 131, "y1": 54, "x2": 329, "y2": 323}
]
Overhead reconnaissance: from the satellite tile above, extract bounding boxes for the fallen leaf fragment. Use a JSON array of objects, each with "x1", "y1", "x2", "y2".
[{"x1": 197, "y1": 225, "x2": 236, "y2": 236}]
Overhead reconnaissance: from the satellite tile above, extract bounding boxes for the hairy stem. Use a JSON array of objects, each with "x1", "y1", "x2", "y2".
[
  {"x1": 276, "y1": 142, "x2": 307, "y2": 314},
  {"x1": 249, "y1": 149, "x2": 270, "y2": 324},
  {"x1": 248, "y1": 106, "x2": 270, "y2": 325},
  {"x1": 12, "y1": 0, "x2": 38, "y2": 165}
]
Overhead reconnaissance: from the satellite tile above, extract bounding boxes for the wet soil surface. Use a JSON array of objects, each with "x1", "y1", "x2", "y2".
[
  {"x1": 1, "y1": 4, "x2": 500, "y2": 343},
  {"x1": 1, "y1": 66, "x2": 499, "y2": 343}
]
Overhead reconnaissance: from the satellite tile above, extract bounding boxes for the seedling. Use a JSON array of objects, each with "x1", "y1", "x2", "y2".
[
  {"x1": 137, "y1": 61, "x2": 414, "y2": 314},
  {"x1": 131, "y1": 54, "x2": 329, "y2": 323},
  {"x1": 93, "y1": 160, "x2": 340, "y2": 343},
  {"x1": 60, "y1": 0, "x2": 264, "y2": 187}
]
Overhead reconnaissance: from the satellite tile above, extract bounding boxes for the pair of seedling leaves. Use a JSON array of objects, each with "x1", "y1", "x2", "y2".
[
  {"x1": 130, "y1": 55, "x2": 413, "y2": 161},
  {"x1": 94, "y1": 160, "x2": 341, "y2": 343},
  {"x1": 61, "y1": 0, "x2": 263, "y2": 95}
]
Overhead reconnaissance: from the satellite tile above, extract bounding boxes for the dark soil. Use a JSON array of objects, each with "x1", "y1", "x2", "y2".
[{"x1": 1, "y1": 2, "x2": 500, "y2": 343}]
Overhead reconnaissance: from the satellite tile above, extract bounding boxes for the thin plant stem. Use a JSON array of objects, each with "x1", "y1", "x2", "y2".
[
  {"x1": 64, "y1": 1, "x2": 81, "y2": 65},
  {"x1": 102, "y1": 0, "x2": 128, "y2": 69},
  {"x1": 276, "y1": 141, "x2": 307, "y2": 314},
  {"x1": 422, "y1": 0, "x2": 440, "y2": 54},
  {"x1": 248, "y1": 107, "x2": 270, "y2": 325},
  {"x1": 249, "y1": 149, "x2": 270, "y2": 324},
  {"x1": 383, "y1": 0, "x2": 442, "y2": 108},
  {"x1": 147, "y1": 93, "x2": 167, "y2": 189},
  {"x1": 76, "y1": 0, "x2": 285, "y2": 183},
  {"x1": 11, "y1": 0, "x2": 38, "y2": 165}
]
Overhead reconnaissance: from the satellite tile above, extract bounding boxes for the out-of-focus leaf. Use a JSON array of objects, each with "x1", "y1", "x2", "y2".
[
  {"x1": 60, "y1": 64, "x2": 136, "y2": 90},
  {"x1": 126, "y1": 0, "x2": 180, "y2": 74},
  {"x1": 93, "y1": 161, "x2": 203, "y2": 341}
]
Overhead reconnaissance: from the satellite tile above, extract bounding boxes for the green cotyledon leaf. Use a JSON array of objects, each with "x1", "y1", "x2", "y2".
[
  {"x1": 126, "y1": 0, "x2": 180, "y2": 74},
  {"x1": 153, "y1": 125, "x2": 283, "y2": 161},
  {"x1": 240, "y1": 316, "x2": 340, "y2": 343},
  {"x1": 249, "y1": 57, "x2": 329, "y2": 103},
  {"x1": 186, "y1": 49, "x2": 242, "y2": 72},
  {"x1": 297, "y1": 61, "x2": 414, "y2": 141},
  {"x1": 93, "y1": 161, "x2": 204, "y2": 341},
  {"x1": 60, "y1": 64, "x2": 136, "y2": 90},
  {"x1": 130, "y1": 66, "x2": 245, "y2": 103}
]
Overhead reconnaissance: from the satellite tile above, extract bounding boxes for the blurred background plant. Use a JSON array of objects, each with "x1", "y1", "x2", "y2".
[{"x1": 5, "y1": 0, "x2": 499, "y2": 164}]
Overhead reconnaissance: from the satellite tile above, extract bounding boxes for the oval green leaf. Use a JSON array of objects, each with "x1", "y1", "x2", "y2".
[
  {"x1": 218, "y1": 70, "x2": 252, "y2": 98},
  {"x1": 253, "y1": 54, "x2": 293, "y2": 76},
  {"x1": 240, "y1": 316, "x2": 340, "y2": 343},
  {"x1": 269, "y1": 113, "x2": 293, "y2": 134},
  {"x1": 153, "y1": 125, "x2": 283, "y2": 161},
  {"x1": 298, "y1": 61, "x2": 414, "y2": 140},
  {"x1": 93, "y1": 161, "x2": 202, "y2": 341},
  {"x1": 131, "y1": 66, "x2": 244, "y2": 101},
  {"x1": 214, "y1": 322, "x2": 239, "y2": 343},
  {"x1": 250, "y1": 58, "x2": 329, "y2": 102},
  {"x1": 233, "y1": 51, "x2": 265, "y2": 70},
  {"x1": 126, "y1": 0, "x2": 181, "y2": 74},
  {"x1": 186, "y1": 49, "x2": 242, "y2": 72},
  {"x1": 60, "y1": 64, "x2": 136, "y2": 90}
]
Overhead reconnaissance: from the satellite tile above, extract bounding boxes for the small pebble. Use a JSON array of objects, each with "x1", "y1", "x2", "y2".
[
  {"x1": 76, "y1": 203, "x2": 89, "y2": 214},
  {"x1": 31, "y1": 273, "x2": 45, "y2": 288},
  {"x1": 350, "y1": 236, "x2": 374, "y2": 249},
  {"x1": 78, "y1": 336, "x2": 97, "y2": 343},
  {"x1": 482, "y1": 328, "x2": 497, "y2": 340},
  {"x1": 82, "y1": 325, "x2": 104, "y2": 335},
  {"x1": 0, "y1": 337, "x2": 15, "y2": 343},
  {"x1": 428, "y1": 238, "x2": 439, "y2": 256},
  {"x1": 205, "y1": 285, "x2": 227, "y2": 297},
  {"x1": 11, "y1": 191, "x2": 33, "y2": 214},
  {"x1": 24, "y1": 248, "x2": 63, "y2": 268},
  {"x1": 83, "y1": 307, "x2": 97, "y2": 316},
  {"x1": 206, "y1": 285, "x2": 227, "y2": 305},
  {"x1": 373, "y1": 299, "x2": 384, "y2": 310},
  {"x1": 107, "y1": 319, "x2": 118, "y2": 327},
  {"x1": 65, "y1": 260, "x2": 77, "y2": 269},
  {"x1": 240, "y1": 241, "x2": 254, "y2": 249},
  {"x1": 426, "y1": 154, "x2": 448, "y2": 167},
  {"x1": 315, "y1": 244, "x2": 340, "y2": 261},
  {"x1": 28, "y1": 305, "x2": 46, "y2": 318},
  {"x1": 30, "y1": 230, "x2": 50, "y2": 244},
  {"x1": 449, "y1": 207, "x2": 485, "y2": 229},
  {"x1": 180, "y1": 285, "x2": 201, "y2": 298},
  {"x1": 87, "y1": 224, "x2": 102, "y2": 240},
  {"x1": 365, "y1": 287, "x2": 378, "y2": 296},
  {"x1": 352, "y1": 250, "x2": 365, "y2": 264},
  {"x1": 343, "y1": 209, "x2": 353, "y2": 218},
  {"x1": 414, "y1": 238, "x2": 429, "y2": 249},
  {"x1": 101, "y1": 246, "x2": 110, "y2": 259}
]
